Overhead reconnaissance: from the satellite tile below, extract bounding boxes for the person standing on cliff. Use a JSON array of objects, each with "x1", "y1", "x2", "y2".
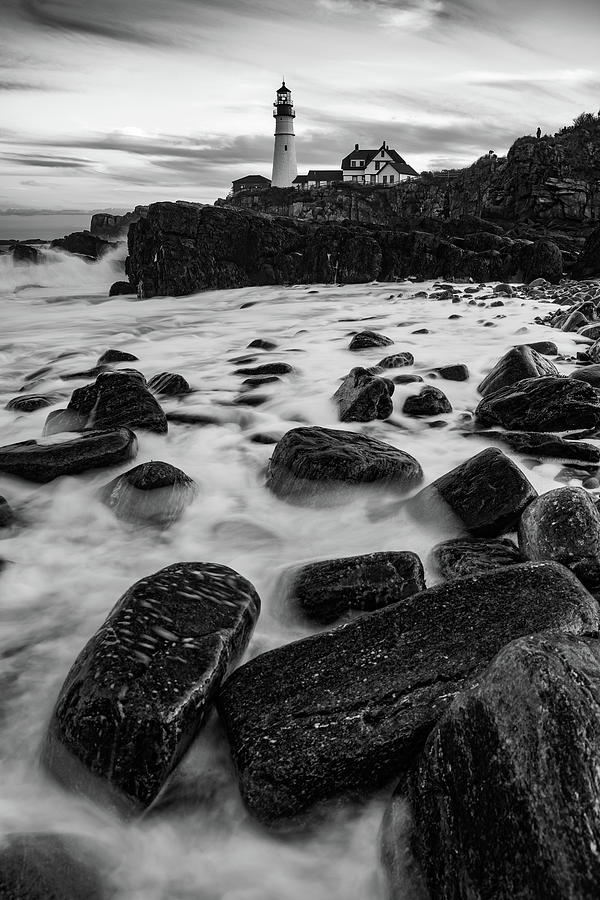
[{"x1": 536, "y1": 126, "x2": 541, "y2": 139}]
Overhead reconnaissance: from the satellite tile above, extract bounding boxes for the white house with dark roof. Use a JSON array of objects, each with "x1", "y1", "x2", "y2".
[{"x1": 341, "y1": 142, "x2": 419, "y2": 184}]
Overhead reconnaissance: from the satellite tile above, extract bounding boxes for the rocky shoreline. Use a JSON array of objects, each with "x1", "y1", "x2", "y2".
[{"x1": 3, "y1": 271, "x2": 600, "y2": 896}]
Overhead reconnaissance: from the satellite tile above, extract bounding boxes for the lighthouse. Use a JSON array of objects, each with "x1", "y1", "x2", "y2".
[{"x1": 271, "y1": 81, "x2": 298, "y2": 188}]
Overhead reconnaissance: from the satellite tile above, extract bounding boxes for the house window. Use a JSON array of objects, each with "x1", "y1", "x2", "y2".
[
  {"x1": 352, "y1": 175, "x2": 358, "y2": 182},
  {"x1": 351, "y1": 160, "x2": 357, "y2": 167},
  {"x1": 381, "y1": 150, "x2": 385, "y2": 157},
  {"x1": 375, "y1": 161, "x2": 380, "y2": 170},
  {"x1": 383, "y1": 175, "x2": 388, "y2": 183},
  {"x1": 390, "y1": 175, "x2": 395, "y2": 183},
  {"x1": 370, "y1": 174, "x2": 376, "y2": 184},
  {"x1": 284, "y1": 144, "x2": 287, "y2": 151}
]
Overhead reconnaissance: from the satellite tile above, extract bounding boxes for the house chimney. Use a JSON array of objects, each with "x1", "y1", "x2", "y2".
[{"x1": 355, "y1": 143, "x2": 359, "y2": 151}]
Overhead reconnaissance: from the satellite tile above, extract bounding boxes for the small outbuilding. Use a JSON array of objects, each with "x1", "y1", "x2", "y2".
[{"x1": 231, "y1": 174, "x2": 272, "y2": 193}]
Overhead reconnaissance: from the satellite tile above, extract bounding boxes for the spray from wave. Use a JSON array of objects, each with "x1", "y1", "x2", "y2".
[{"x1": 0, "y1": 244, "x2": 128, "y2": 296}]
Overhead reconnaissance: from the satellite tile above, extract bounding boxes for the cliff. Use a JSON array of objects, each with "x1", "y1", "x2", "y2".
[
  {"x1": 125, "y1": 201, "x2": 563, "y2": 297},
  {"x1": 90, "y1": 205, "x2": 149, "y2": 239},
  {"x1": 220, "y1": 115, "x2": 600, "y2": 232}
]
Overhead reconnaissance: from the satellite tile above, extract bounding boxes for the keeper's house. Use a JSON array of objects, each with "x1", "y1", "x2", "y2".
[{"x1": 341, "y1": 142, "x2": 419, "y2": 184}]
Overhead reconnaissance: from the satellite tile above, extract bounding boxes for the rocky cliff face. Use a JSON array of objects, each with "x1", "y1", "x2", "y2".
[
  {"x1": 125, "y1": 201, "x2": 563, "y2": 297},
  {"x1": 221, "y1": 118, "x2": 600, "y2": 231},
  {"x1": 91, "y1": 205, "x2": 149, "y2": 239}
]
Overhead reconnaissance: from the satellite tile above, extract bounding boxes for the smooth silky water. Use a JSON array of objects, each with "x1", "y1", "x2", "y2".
[{"x1": 0, "y1": 248, "x2": 588, "y2": 898}]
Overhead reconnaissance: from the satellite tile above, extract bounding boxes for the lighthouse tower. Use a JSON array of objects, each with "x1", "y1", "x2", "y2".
[{"x1": 271, "y1": 81, "x2": 297, "y2": 188}]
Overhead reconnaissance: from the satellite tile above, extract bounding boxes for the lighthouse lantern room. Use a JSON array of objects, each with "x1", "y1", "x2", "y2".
[{"x1": 271, "y1": 81, "x2": 298, "y2": 188}]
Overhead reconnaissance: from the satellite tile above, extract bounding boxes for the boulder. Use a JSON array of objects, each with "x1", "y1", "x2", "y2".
[
  {"x1": 217, "y1": 563, "x2": 598, "y2": 825},
  {"x1": 147, "y1": 372, "x2": 191, "y2": 396},
  {"x1": 579, "y1": 323, "x2": 600, "y2": 341},
  {"x1": 349, "y1": 330, "x2": 393, "y2": 351},
  {"x1": 279, "y1": 551, "x2": 425, "y2": 624},
  {"x1": 11, "y1": 242, "x2": 40, "y2": 264},
  {"x1": 570, "y1": 364, "x2": 600, "y2": 388},
  {"x1": 108, "y1": 280, "x2": 134, "y2": 297},
  {"x1": 432, "y1": 364, "x2": 469, "y2": 381},
  {"x1": 233, "y1": 362, "x2": 293, "y2": 376},
  {"x1": 475, "y1": 375, "x2": 600, "y2": 432},
  {"x1": 431, "y1": 536, "x2": 522, "y2": 579},
  {"x1": 58, "y1": 370, "x2": 168, "y2": 435},
  {"x1": 377, "y1": 352, "x2": 414, "y2": 369},
  {"x1": 403, "y1": 386, "x2": 452, "y2": 417},
  {"x1": 393, "y1": 374, "x2": 424, "y2": 385},
  {"x1": 42, "y1": 562, "x2": 260, "y2": 813},
  {"x1": 0, "y1": 429, "x2": 137, "y2": 483},
  {"x1": 332, "y1": 367, "x2": 394, "y2": 422},
  {"x1": 526, "y1": 340, "x2": 558, "y2": 355},
  {"x1": 587, "y1": 338, "x2": 600, "y2": 364},
  {"x1": 408, "y1": 448, "x2": 537, "y2": 537},
  {"x1": 96, "y1": 349, "x2": 139, "y2": 366},
  {"x1": 518, "y1": 486, "x2": 600, "y2": 584},
  {"x1": 561, "y1": 309, "x2": 589, "y2": 332},
  {"x1": 5, "y1": 394, "x2": 58, "y2": 413},
  {"x1": 99, "y1": 461, "x2": 198, "y2": 526},
  {"x1": 265, "y1": 426, "x2": 423, "y2": 504},
  {"x1": 521, "y1": 238, "x2": 563, "y2": 284},
  {"x1": 0, "y1": 496, "x2": 15, "y2": 528},
  {"x1": 0, "y1": 833, "x2": 108, "y2": 900},
  {"x1": 50, "y1": 231, "x2": 113, "y2": 259},
  {"x1": 477, "y1": 345, "x2": 559, "y2": 398},
  {"x1": 465, "y1": 429, "x2": 600, "y2": 464},
  {"x1": 247, "y1": 338, "x2": 277, "y2": 350},
  {"x1": 573, "y1": 225, "x2": 600, "y2": 278},
  {"x1": 405, "y1": 633, "x2": 600, "y2": 900}
]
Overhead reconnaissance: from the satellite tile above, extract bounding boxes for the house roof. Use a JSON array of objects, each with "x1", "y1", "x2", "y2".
[
  {"x1": 306, "y1": 169, "x2": 343, "y2": 180},
  {"x1": 232, "y1": 174, "x2": 271, "y2": 187},
  {"x1": 341, "y1": 144, "x2": 418, "y2": 176},
  {"x1": 293, "y1": 175, "x2": 309, "y2": 183}
]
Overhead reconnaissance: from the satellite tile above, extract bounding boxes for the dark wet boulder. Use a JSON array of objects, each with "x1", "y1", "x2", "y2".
[
  {"x1": 279, "y1": 551, "x2": 425, "y2": 624},
  {"x1": 247, "y1": 338, "x2": 277, "y2": 350},
  {"x1": 431, "y1": 536, "x2": 522, "y2": 580},
  {"x1": 241, "y1": 375, "x2": 280, "y2": 390},
  {"x1": 403, "y1": 386, "x2": 452, "y2": 417},
  {"x1": 432, "y1": 364, "x2": 469, "y2": 381},
  {"x1": 465, "y1": 429, "x2": 600, "y2": 464},
  {"x1": 570, "y1": 364, "x2": 600, "y2": 388},
  {"x1": 377, "y1": 352, "x2": 414, "y2": 369},
  {"x1": 108, "y1": 280, "x2": 134, "y2": 297},
  {"x1": 42, "y1": 408, "x2": 86, "y2": 436},
  {"x1": 60, "y1": 366, "x2": 108, "y2": 382},
  {"x1": 587, "y1": 338, "x2": 600, "y2": 365},
  {"x1": 233, "y1": 362, "x2": 293, "y2": 376},
  {"x1": 518, "y1": 486, "x2": 600, "y2": 585},
  {"x1": 5, "y1": 394, "x2": 58, "y2": 413},
  {"x1": 579, "y1": 323, "x2": 600, "y2": 341},
  {"x1": 41, "y1": 562, "x2": 260, "y2": 814},
  {"x1": 393, "y1": 374, "x2": 424, "y2": 385},
  {"x1": 265, "y1": 426, "x2": 423, "y2": 504},
  {"x1": 63, "y1": 370, "x2": 168, "y2": 434},
  {"x1": 147, "y1": 372, "x2": 191, "y2": 396},
  {"x1": 408, "y1": 448, "x2": 537, "y2": 538},
  {"x1": 561, "y1": 309, "x2": 589, "y2": 332},
  {"x1": 0, "y1": 833, "x2": 108, "y2": 900},
  {"x1": 405, "y1": 632, "x2": 600, "y2": 900},
  {"x1": 100, "y1": 461, "x2": 198, "y2": 526},
  {"x1": 475, "y1": 375, "x2": 600, "y2": 432},
  {"x1": 11, "y1": 242, "x2": 40, "y2": 264},
  {"x1": 96, "y1": 349, "x2": 139, "y2": 366},
  {"x1": 477, "y1": 345, "x2": 559, "y2": 398},
  {"x1": 0, "y1": 496, "x2": 14, "y2": 528},
  {"x1": 217, "y1": 562, "x2": 597, "y2": 825},
  {"x1": 0, "y1": 428, "x2": 137, "y2": 484},
  {"x1": 526, "y1": 340, "x2": 558, "y2": 356},
  {"x1": 573, "y1": 225, "x2": 600, "y2": 279},
  {"x1": 332, "y1": 367, "x2": 394, "y2": 423},
  {"x1": 50, "y1": 231, "x2": 113, "y2": 259},
  {"x1": 521, "y1": 238, "x2": 562, "y2": 284},
  {"x1": 349, "y1": 330, "x2": 393, "y2": 351}
]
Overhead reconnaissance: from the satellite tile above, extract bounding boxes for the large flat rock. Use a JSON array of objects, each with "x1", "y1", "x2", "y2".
[
  {"x1": 475, "y1": 375, "x2": 600, "y2": 432},
  {"x1": 42, "y1": 562, "x2": 260, "y2": 813},
  {"x1": 404, "y1": 632, "x2": 600, "y2": 900},
  {"x1": 217, "y1": 562, "x2": 598, "y2": 825},
  {"x1": 0, "y1": 428, "x2": 137, "y2": 483}
]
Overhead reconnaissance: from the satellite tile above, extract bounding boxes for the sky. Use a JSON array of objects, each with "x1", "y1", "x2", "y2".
[{"x1": 1, "y1": 0, "x2": 600, "y2": 229}]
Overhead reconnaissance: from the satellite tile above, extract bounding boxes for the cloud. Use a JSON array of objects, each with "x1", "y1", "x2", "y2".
[
  {"x1": 0, "y1": 152, "x2": 93, "y2": 168},
  {"x1": 0, "y1": 79, "x2": 65, "y2": 91}
]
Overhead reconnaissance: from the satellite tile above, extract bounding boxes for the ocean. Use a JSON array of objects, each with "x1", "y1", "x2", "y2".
[
  {"x1": 0, "y1": 213, "x2": 103, "y2": 241},
  {"x1": 0, "y1": 250, "x2": 579, "y2": 898}
]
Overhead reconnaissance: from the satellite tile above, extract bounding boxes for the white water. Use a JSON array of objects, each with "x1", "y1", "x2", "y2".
[{"x1": 0, "y1": 253, "x2": 590, "y2": 897}]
